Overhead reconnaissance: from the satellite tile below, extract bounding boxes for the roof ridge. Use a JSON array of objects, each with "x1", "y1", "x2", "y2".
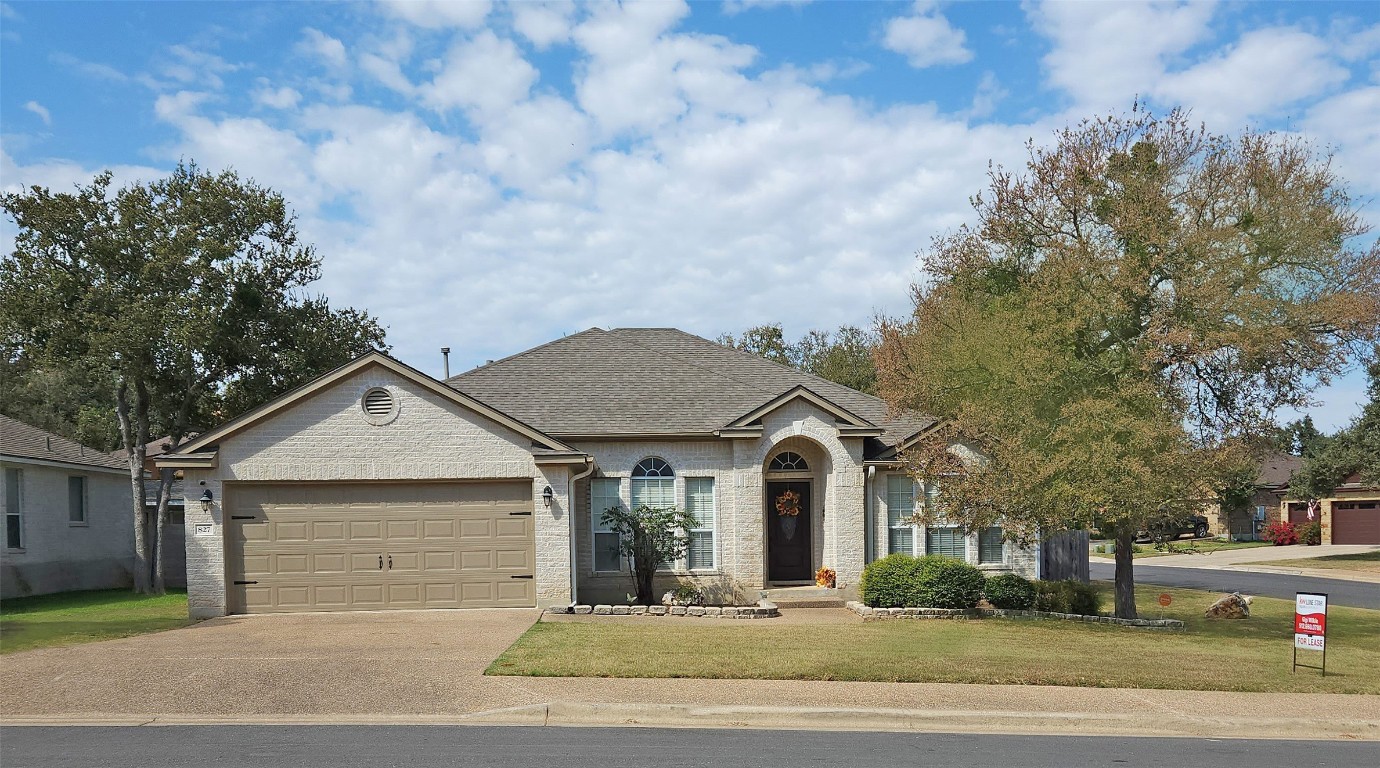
[
  {"x1": 605, "y1": 329, "x2": 790, "y2": 402},
  {"x1": 447, "y1": 328, "x2": 606, "y2": 383},
  {"x1": 650, "y1": 327, "x2": 891, "y2": 409},
  {"x1": 0, "y1": 413, "x2": 128, "y2": 469}
]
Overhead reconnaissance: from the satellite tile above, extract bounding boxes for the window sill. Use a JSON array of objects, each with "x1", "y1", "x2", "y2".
[
  {"x1": 977, "y1": 563, "x2": 1008, "y2": 570},
  {"x1": 68, "y1": 521, "x2": 89, "y2": 528},
  {"x1": 4, "y1": 547, "x2": 25, "y2": 554}
]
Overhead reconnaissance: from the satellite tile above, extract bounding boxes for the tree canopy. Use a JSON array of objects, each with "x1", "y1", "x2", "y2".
[
  {"x1": 718, "y1": 323, "x2": 879, "y2": 394},
  {"x1": 1, "y1": 162, "x2": 388, "y2": 592},
  {"x1": 876, "y1": 108, "x2": 1380, "y2": 618},
  {"x1": 1288, "y1": 352, "x2": 1380, "y2": 500}
]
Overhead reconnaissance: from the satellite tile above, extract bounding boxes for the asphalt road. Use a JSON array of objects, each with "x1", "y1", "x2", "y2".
[
  {"x1": 3, "y1": 726, "x2": 1378, "y2": 768},
  {"x1": 1090, "y1": 562, "x2": 1380, "y2": 609}
]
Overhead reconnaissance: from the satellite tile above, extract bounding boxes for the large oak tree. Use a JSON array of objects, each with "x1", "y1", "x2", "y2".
[
  {"x1": 1, "y1": 163, "x2": 387, "y2": 593},
  {"x1": 877, "y1": 108, "x2": 1380, "y2": 618}
]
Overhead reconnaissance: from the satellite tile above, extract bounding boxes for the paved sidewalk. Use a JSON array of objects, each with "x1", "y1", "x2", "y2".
[
  {"x1": 1124, "y1": 544, "x2": 1380, "y2": 584},
  {"x1": 4, "y1": 607, "x2": 1379, "y2": 740}
]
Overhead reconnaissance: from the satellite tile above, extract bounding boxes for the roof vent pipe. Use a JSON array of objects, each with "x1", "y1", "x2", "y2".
[{"x1": 441, "y1": 347, "x2": 450, "y2": 379}]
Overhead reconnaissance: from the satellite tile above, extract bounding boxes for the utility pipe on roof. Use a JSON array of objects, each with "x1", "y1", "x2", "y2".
[{"x1": 567, "y1": 456, "x2": 596, "y2": 609}]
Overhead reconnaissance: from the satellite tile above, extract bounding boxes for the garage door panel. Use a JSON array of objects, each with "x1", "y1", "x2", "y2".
[
  {"x1": 1333, "y1": 503, "x2": 1379, "y2": 544},
  {"x1": 227, "y1": 482, "x2": 537, "y2": 614}
]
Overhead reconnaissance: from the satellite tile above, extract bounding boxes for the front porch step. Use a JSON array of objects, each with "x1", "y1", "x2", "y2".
[{"x1": 762, "y1": 586, "x2": 852, "y2": 608}]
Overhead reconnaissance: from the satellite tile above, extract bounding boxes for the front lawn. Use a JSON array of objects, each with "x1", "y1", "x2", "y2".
[
  {"x1": 1242, "y1": 551, "x2": 1380, "y2": 574},
  {"x1": 0, "y1": 589, "x2": 193, "y2": 654},
  {"x1": 487, "y1": 584, "x2": 1380, "y2": 694},
  {"x1": 1090, "y1": 539, "x2": 1273, "y2": 559}
]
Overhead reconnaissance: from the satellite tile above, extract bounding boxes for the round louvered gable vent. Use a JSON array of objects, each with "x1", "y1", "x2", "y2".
[{"x1": 360, "y1": 387, "x2": 398, "y2": 424}]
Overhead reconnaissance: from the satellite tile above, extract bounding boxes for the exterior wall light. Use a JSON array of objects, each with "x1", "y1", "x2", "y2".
[
  {"x1": 200, "y1": 489, "x2": 214, "y2": 512},
  {"x1": 542, "y1": 486, "x2": 554, "y2": 508}
]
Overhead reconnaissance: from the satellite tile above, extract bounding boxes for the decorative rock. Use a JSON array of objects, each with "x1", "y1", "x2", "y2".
[
  {"x1": 648, "y1": 605, "x2": 668, "y2": 616},
  {"x1": 593, "y1": 604, "x2": 612, "y2": 615},
  {"x1": 703, "y1": 606, "x2": 722, "y2": 617},
  {"x1": 687, "y1": 606, "x2": 706, "y2": 617},
  {"x1": 1205, "y1": 592, "x2": 1252, "y2": 619},
  {"x1": 629, "y1": 606, "x2": 647, "y2": 615},
  {"x1": 610, "y1": 605, "x2": 630, "y2": 615},
  {"x1": 722, "y1": 607, "x2": 739, "y2": 617},
  {"x1": 573, "y1": 605, "x2": 593, "y2": 614},
  {"x1": 669, "y1": 606, "x2": 687, "y2": 616}
]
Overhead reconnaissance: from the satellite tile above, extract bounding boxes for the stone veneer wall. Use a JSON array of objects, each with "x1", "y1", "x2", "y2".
[{"x1": 181, "y1": 366, "x2": 571, "y2": 618}]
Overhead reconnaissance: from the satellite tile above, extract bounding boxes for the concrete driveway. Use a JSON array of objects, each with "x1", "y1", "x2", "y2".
[{"x1": 0, "y1": 609, "x2": 542, "y2": 717}]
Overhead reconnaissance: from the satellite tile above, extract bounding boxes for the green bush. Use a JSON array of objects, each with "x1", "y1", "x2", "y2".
[
  {"x1": 1298, "y1": 520, "x2": 1322, "y2": 546},
  {"x1": 917, "y1": 556, "x2": 986, "y2": 609},
  {"x1": 860, "y1": 554, "x2": 927, "y2": 607},
  {"x1": 983, "y1": 574, "x2": 1037, "y2": 610},
  {"x1": 860, "y1": 554, "x2": 985, "y2": 609},
  {"x1": 1035, "y1": 580, "x2": 1102, "y2": 615}
]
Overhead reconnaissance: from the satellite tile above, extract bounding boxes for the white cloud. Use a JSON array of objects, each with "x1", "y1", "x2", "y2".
[
  {"x1": 722, "y1": 0, "x2": 813, "y2": 15},
  {"x1": 22, "y1": 100, "x2": 50, "y2": 126},
  {"x1": 510, "y1": 0, "x2": 576, "y2": 49},
  {"x1": 49, "y1": 51, "x2": 129, "y2": 82},
  {"x1": 360, "y1": 51, "x2": 416, "y2": 95},
  {"x1": 252, "y1": 84, "x2": 302, "y2": 109},
  {"x1": 1028, "y1": 0, "x2": 1217, "y2": 109},
  {"x1": 298, "y1": 28, "x2": 348, "y2": 69},
  {"x1": 882, "y1": 0, "x2": 973, "y2": 69},
  {"x1": 1304, "y1": 86, "x2": 1380, "y2": 197},
  {"x1": 420, "y1": 31, "x2": 537, "y2": 117},
  {"x1": 378, "y1": 0, "x2": 491, "y2": 29},
  {"x1": 968, "y1": 71, "x2": 1006, "y2": 119},
  {"x1": 160, "y1": 44, "x2": 240, "y2": 90},
  {"x1": 1155, "y1": 28, "x2": 1349, "y2": 128}
]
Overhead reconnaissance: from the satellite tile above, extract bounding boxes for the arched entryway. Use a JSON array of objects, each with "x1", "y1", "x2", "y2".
[{"x1": 763, "y1": 437, "x2": 830, "y2": 584}]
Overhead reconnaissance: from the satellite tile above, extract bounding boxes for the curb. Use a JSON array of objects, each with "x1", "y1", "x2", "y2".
[{"x1": 6, "y1": 703, "x2": 1378, "y2": 741}]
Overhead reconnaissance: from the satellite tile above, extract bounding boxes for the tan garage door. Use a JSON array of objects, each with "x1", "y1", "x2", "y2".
[
  {"x1": 1332, "y1": 501, "x2": 1380, "y2": 545},
  {"x1": 226, "y1": 482, "x2": 535, "y2": 614}
]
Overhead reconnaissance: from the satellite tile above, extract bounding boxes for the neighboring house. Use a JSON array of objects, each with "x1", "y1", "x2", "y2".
[
  {"x1": 114, "y1": 436, "x2": 194, "y2": 589},
  {"x1": 1279, "y1": 472, "x2": 1380, "y2": 545},
  {"x1": 159, "y1": 328, "x2": 1054, "y2": 618},
  {"x1": 1, "y1": 415, "x2": 134, "y2": 599},
  {"x1": 1204, "y1": 452, "x2": 1304, "y2": 541}
]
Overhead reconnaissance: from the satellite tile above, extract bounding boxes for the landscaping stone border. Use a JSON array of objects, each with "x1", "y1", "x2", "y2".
[
  {"x1": 844, "y1": 601, "x2": 1184, "y2": 630},
  {"x1": 551, "y1": 601, "x2": 780, "y2": 619}
]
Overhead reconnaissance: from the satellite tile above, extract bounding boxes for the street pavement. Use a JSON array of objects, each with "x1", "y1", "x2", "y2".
[
  {"x1": 1090, "y1": 562, "x2": 1380, "y2": 609},
  {"x1": 4, "y1": 726, "x2": 1380, "y2": 768}
]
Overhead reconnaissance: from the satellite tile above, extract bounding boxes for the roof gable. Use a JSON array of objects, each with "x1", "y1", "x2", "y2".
[
  {"x1": 725, "y1": 385, "x2": 877, "y2": 430},
  {"x1": 171, "y1": 351, "x2": 574, "y2": 458}
]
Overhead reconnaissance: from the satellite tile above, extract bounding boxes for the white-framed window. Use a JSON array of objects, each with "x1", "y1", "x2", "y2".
[
  {"x1": 978, "y1": 526, "x2": 1004, "y2": 564},
  {"x1": 887, "y1": 474, "x2": 915, "y2": 555},
  {"x1": 1254, "y1": 505, "x2": 1267, "y2": 521},
  {"x1": 4, "y1": 467, "x2": 22, "y2": 550},
  {"x1": 685, "y1": 477, "x2": 716, "y2": 570},
  {"x1": 769, "y1": 452, "x2": 809, "y2": 472},
  {"x1": 926, "y1": 526, "x2": 966, "y2": 559},
  {"x1": 630, "y1": 457, "x2": 675, "y2": 508},
  {"x1": 591, "y1": 477, "x2": 622, "y2": 572},
  {"x1": 68, "y1": 475, "x2": 88, "y2": 525}
]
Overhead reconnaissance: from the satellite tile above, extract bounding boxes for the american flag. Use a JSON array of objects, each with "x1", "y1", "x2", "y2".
[{"x1": 1306, "y1": 500, "x2": 1319, "y2": 520}]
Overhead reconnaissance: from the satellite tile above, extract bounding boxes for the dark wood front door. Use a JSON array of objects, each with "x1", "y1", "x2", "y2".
[{"x1": 767, "y1": 481, "x2": 812, "y2": 582}]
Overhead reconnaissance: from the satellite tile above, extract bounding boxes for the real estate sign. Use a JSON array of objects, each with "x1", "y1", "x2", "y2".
[{"x1": 1293, "y1": 592, "x2": 1328, "y2": 676}]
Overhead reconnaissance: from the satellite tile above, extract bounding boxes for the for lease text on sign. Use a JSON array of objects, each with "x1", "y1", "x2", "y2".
[{"x1": 1294, "y1": 592, "x2": 1327, "y2": 651}]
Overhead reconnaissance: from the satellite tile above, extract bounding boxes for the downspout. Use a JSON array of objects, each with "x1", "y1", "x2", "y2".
[
  {"x1": 864, "y1": 465, "x2": 876, "y2": 564},
  {"x1": 567, "y1": 456, "x2": 596, "y2": 608}
]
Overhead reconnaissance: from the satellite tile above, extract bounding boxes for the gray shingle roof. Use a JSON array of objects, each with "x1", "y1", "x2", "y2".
[
  {"x1": 446, "y1": 328, "x2": 934, "y2": 457},
  {"x1": 1257, "y1": 452, "x2": 1304, "y2": 488},
  {"x1": 0, "y1": 414, "x2": 128, "y2": 470}
]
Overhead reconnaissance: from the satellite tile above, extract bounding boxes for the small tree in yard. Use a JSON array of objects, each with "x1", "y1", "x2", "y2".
[{"x1": 600, "y1": 504, "x2": 698, "y2": 605}]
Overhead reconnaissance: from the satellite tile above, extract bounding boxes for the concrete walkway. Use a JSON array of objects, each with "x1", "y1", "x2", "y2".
[
  {"x1": 4, "y1": 607, "x2": 1378, "y2": 740},
  {"x1": 1121, "y1": 544, "x2": 1380, "y2": 584}
]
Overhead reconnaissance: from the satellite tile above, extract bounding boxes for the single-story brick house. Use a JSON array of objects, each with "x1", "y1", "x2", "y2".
[
  {"x1": 1, "y1": 415, "x2": 135, "y2": 598},
  {"x1": 1204, "y1": 452, "x2": 1303, "y2": 541},
  {"x1": 160, "y1": 328, "x2": 1045, "y2": 618},
  {"x1": 1281, "y1": 473, "x2": 1380, "y2": 545}
]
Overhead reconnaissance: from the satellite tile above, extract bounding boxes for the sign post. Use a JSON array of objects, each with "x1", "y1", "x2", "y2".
[{"x1": 1293, "y1": 592, "x2": 1328, "y2": 676}]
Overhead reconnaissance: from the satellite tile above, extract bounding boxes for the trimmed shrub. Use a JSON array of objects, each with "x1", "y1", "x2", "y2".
[
  {"x1": 1298, "y1": 520, "x2": 1322, "y2": 546},
  {"x1": 1035, "y1": 580, "x2": 1102, "y2": 615},
  {"x1": 860, "y1": 554, "x2": 927, "y2": 608},
  {"x1": 1262, "y1": 520, "x2": 1299, "y2": 545},
  {"x1": 916, "y1": 556, "x2": 986, "y2": 609},
  {"x1": 984, "y1": 574, "x2": 1037, "y2": 610},
  {"x1": 860, "y1": 554, "x2": 986, "y2": 609}
]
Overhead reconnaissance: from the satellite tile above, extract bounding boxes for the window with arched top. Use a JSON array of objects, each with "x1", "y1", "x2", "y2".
[
  {"x1": 768, "y1": 452, "x2": 808, "y2": 472},
  {"x1": 631, "y1": 457, "x2": 675, "y2": 509}
]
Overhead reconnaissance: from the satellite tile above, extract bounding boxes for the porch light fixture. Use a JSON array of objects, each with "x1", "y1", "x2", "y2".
[
  {"x1": 542, "y1": 486, "x2": 554, "y2": 507},
  {"x1": 199, "y1": 489, "x2": 213, "y2": 512}
]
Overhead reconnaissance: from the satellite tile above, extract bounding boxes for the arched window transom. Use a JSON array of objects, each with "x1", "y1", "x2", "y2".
[
  {"x1": 633, "y1": 457, "x2": 674, "y2": 478},
  {"x1": 769, "y1": 452, "x2": 809, "y2": 472},
  {"x1": 631, "y1": 457, "x2": 674, "y2": 509}
]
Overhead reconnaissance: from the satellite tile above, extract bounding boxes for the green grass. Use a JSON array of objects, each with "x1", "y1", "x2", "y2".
[
  {"x1": 0, "y1": 589, "x2": 193, "y2": 654},
  {"x1": 1243, "y1": 551, "x2": 1380, "y2": 574},
  {"x1": 487, "y1": 583, "x2": 1380, "y2": 694},
  {"x1": 1090, "y1": 539, "x2": 1273, "y2": 559}
]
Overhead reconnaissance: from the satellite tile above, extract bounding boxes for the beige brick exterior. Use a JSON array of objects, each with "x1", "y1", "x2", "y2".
[{"x1": 181, "y1": 366, "x2": 572, "y2": 618}]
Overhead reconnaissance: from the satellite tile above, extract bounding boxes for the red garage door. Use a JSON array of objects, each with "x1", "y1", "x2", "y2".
[{"x1": 1332, "y1": 501, "x2": 1380, "y2": 545}]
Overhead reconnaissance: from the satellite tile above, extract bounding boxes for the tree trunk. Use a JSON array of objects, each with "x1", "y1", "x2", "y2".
[
  {"x1": 152, "y1": 466, "x2": 174, "y2": 595},
  {"x1": 115, "y1": 380, "x2": 151, "y2": 594},
  {"x1": 631, "y1": 528, "x2": 656, "y2": 605},
  {"x1": 1114, "y1": 525, "x2": 1138, "y2": 619}
]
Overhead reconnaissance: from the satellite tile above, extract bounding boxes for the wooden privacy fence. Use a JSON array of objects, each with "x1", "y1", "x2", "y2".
[{"x1": 1041, "y1": 530, "x2": 1090, "y2": 582}]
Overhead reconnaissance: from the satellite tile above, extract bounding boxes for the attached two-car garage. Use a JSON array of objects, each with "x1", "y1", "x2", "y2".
[
  {"x1": 1331, "y1": 500, "x2": 1380, "y2": 545},
  {"x1": 226, "y1": 482, "x2": 536, "y2": 614}
]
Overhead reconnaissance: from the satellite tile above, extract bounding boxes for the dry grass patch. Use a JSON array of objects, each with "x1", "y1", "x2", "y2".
[
  {"x1": 488, "y1": 584, "x2": 1380, "y2": 694},
  {"x1": 1242, "y1": 551, "x2": 1380, "y2": 574},
  {"x1": 0, "y1": 589, "x2": 193, "y2": 654}
]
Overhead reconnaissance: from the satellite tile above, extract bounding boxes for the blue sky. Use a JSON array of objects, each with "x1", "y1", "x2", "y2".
[{"x1": 3, "y1": 1, "x2": 1378, "y2": 430}]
